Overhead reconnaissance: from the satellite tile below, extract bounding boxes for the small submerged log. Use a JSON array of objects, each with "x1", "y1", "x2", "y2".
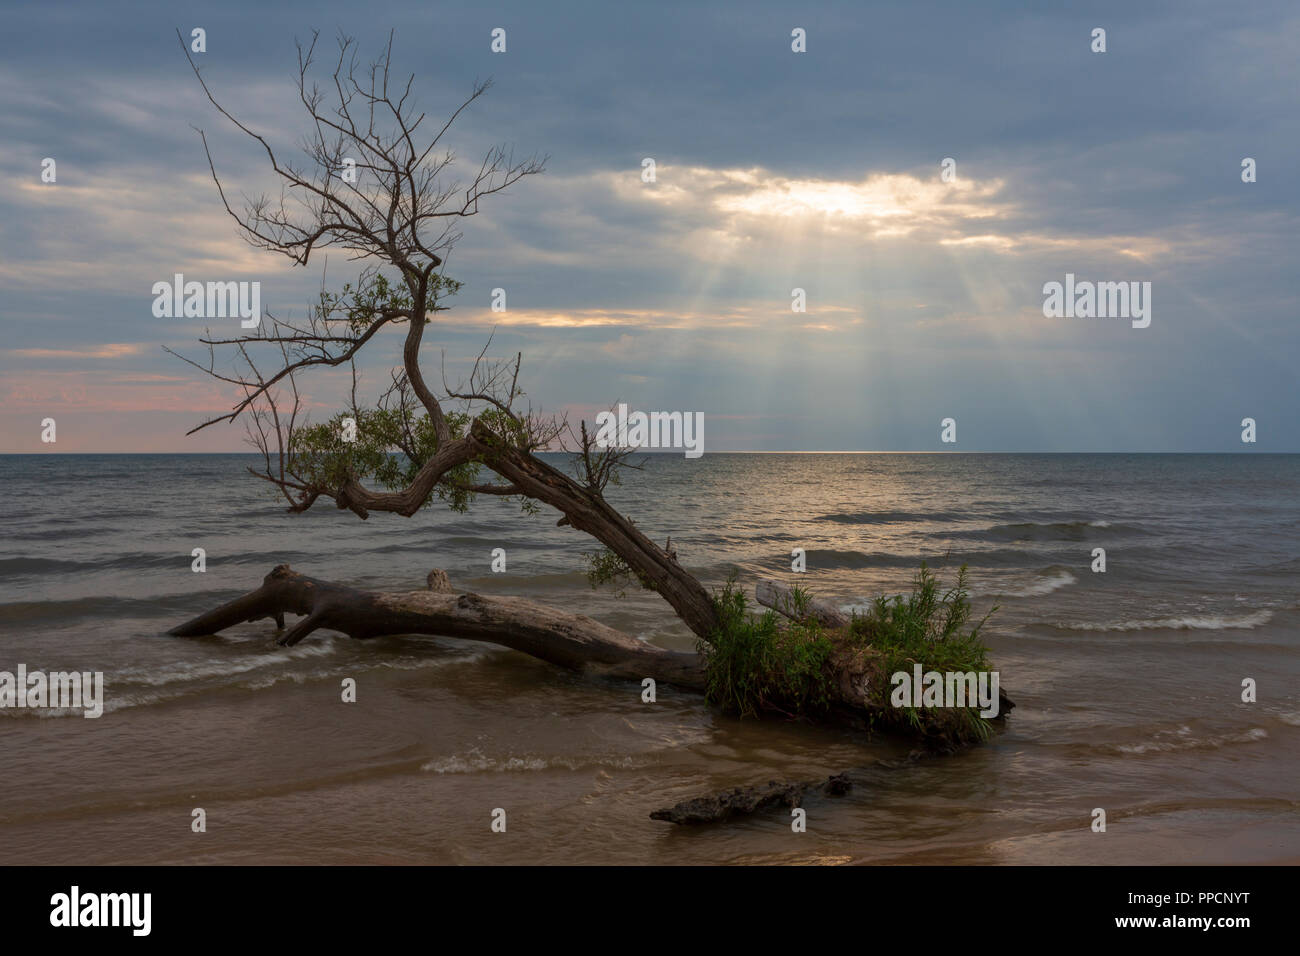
[
  {"x1": 650, "y1": 772, "x2": 853, "y2": 825},
  {"x1": 650, "y1": 754, "x2": 943, "y2": 825}
]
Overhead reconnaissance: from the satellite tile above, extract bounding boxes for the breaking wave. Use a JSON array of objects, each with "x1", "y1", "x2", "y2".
[
  {"x1": 1050, "y1": 610, "x2": 1274, "y2": 632},
  {"x1": 991, "y1": 569, "x2": 1077, "y2": 598},
  {"x1": 421, "y1": 749, "x2": 642, "y2": 774},
  {"x1": 1112, "y1": 726, "x2": 1268, "y2": 755}
]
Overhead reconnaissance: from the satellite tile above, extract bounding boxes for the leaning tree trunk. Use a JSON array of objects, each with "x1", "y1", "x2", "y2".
[{"x1": 468, "y1": 420, "x2": 721, "y2": 641}]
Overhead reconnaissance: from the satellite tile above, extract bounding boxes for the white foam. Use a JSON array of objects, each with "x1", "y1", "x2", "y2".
[
  {"x1": 421, "y1": 749, "x2": 639, "y2": 774},
  {"x1": 115, "y1": 639, "x2": 339, "y2": 686},
  {"x1": 1056, "y1": 610, "x2": 1273, "y2": 632},
  {"x1": 1116, "y1": 727, "x2": 1267, "y2": 754},
  {"x1": 996, "y1": 570, "x2": 1076, "y2": 598}
]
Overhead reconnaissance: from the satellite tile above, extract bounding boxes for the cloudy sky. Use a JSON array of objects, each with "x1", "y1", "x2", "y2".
[{"x1": 2, "y1": 0, "x2": 1296, "y2": 452}]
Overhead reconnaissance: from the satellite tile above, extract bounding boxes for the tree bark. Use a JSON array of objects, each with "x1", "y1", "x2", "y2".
[
  {"x1": 469, "y1": 420, "x2": 721, "y2": 641},
  {"x1": 169, "y1": 565, "x2": 704, "y2": 689}
]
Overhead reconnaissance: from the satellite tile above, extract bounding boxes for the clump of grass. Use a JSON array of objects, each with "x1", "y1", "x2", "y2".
[
  {"x1": 849, "y1": 562, "x2": 997, "y2": 743},
  {"x1": 850, "y1": 563, "x2": 993, "y2": 672},
  {"x1": 697, "y1": 563, "x2": 1001, "y2": 748},
  {"x1": 699, "y1": 578, "x2": 836, "y2": 719}
]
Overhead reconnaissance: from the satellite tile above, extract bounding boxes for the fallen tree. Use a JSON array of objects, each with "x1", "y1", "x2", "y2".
[
  {"x1": 171, "y1": 564, "x2": 705, "y2": 689},
  {"x1": 168, "y1": 31, "x2": 1014, "y2": 825}
]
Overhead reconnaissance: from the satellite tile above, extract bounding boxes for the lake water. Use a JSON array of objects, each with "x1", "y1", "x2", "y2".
[{"x1": 1, "y1": 452, "x2": 1296, "y2": 864}]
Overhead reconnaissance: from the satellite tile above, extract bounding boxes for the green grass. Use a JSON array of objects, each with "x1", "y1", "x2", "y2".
[
  {"x1": 849, "y1": 563, "x2": 993, "y2": 676},
  {"x1": 848, "y1": 562, "x2": 997, "y2": 742},
  {"x1": 699, "y1": 577, "x2": 836, "y2": 719},
  {"x1": 699, "y1": 563, "x2": 1000, "y2": 746}
]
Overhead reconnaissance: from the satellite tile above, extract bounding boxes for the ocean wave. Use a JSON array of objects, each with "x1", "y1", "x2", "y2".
[
  {"x1": 421, "y1": 750, "x2": 641, "y2": 774},
  {"x1": 459, "y1": 570, "x2": 591, "y2": 589},
  {"x1": 239, "y1": 652, "x2": 486, "y2": 690},
  {"x1": 951, "y1": 520, "x2": 1141, "y2": 543},
  {"x1": 0, "y1": 687, "x2": 193, "y2": 718},
  {"x1": 0, "y1": 592, "x2": 233, "y2": 625},
  {"x1": 0, "y1": 550, "x2": 315, "y2": 580},
  {"x1": 1050, "y1": 610, "x2": 1274, "y2": 632},
  {"x1": 0, "y1": 650, "x2": 486, "y2": 718},
  {"x1": 0, "y1": 706, "x2": 105, "y2": 720},
  {"x1": 0, "y1": 646, "x2": 346, "y2": 718},
  {"x1": 988, "y1": 569, "x2": 1077, "y2": 598},
  {"x1": 0, "y1": 527, "x2": 121, "y2": 543},
  {"x1": 798, "y1": 549, "x2": 880, "y2": 570},
  {"x1": 1249, "y1": 555, "x2": 1300, "y2": 574},
  {"x1": 790, "y1": 548, "x2": 1058, "y2": 571},
  {"x1": 112, "y1": 640, "x2": 342, "y2": 687},
  {"x1": 784, "y1": 548, "x2": 1045, "y2": 572},
  {"x1": 812, "y1": 510, "x2": 960, "y2": 525},
  {"x1": 0, "y1": 556, "x2": 86, "y2": 578},
  {"x1": 1113, "y1": 726, "x2": 1268, "y2": 755}
]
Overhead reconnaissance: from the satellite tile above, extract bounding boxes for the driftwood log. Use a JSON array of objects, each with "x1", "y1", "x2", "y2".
[
  {"x1": 650, "y1": 772, "x2": 853, "y2": 825},
  {"x1": 170, "y1": 564, "x2": 704, "y2": 689},
  {"x1": 171, "y1": 569, "x2": 891, "y2": 713}
]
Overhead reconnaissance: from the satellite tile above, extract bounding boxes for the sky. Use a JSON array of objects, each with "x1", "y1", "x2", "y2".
[{"x1": 1, "y1": 0, "x2": 1296, "y2": 453}]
